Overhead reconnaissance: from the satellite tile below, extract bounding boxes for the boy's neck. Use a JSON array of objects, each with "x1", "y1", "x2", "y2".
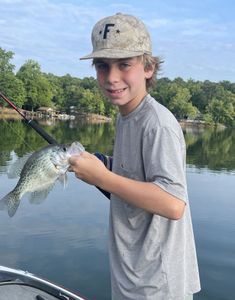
[{"x1": 119, "y1": 92, "x2": 148, "y2": 116}]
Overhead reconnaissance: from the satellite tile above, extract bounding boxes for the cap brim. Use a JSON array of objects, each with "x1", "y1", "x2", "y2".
[{"x1": 80, "y1": 49, "x2": 150, "y2": 60}]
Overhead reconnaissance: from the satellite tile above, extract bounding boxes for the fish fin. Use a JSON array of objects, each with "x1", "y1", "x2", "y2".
[
  {"x1": 58, "y1": 173, "x2": 68, "y2": 189},
  {"x1": 28, "y1": 184, "x2": 54, "y2": 204},
  {"x1": 0, "y1": 190, "x2": 21, "y2": 217},
  {"x1": 7, "y1": 153, "x2": 32, "y2": 179}
]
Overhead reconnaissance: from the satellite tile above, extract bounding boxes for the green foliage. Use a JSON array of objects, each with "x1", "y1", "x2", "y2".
[
  {"x1": 16, "y1": 60, "x2": 53, "y2": 110},
  {"x1": 0, "y1": 48, "x2": 15, "y2": 73},
  {"x1": 167, "y1": 84, "x2": 198, "y2": 119},
  {"x1": 207, "y1": 98, "x2": 235, "y2": 127},
  {"x1": 151, "y1": 77, "x2": 172, "y2": 107},
  {"x1": 186, "y1": 127, "x2": 235, "y2": 171},
  {"x1": 153, "y1": 77, "x2": 235, "y2": 127},
  {"x1": 0, "y1": 72, "x2": 26, "y2": 107},
  {"x1": 0, "y1": 47, "x2": 234, "y2": 126},
  {"x1": 187, "y1": 80, "x2": 208, "y2": 112},
  {"x1": 202, "y1": 113, "x2": 214, "y2": 124},
  {"x1": 0, "y1": 120, "x2": 234, "y2": 172},
  {"x1": 0, "y1": 47, "x2": 26, "y2": 107},
  {"x1": 44, "y1": 73, "x2": 65, "y2": 108}
]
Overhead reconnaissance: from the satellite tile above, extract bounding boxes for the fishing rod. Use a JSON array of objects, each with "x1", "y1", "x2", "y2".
[
  {"x1": 0, "y1": 91, "x2": 110, "y2": 199},
  {"x1": 0, "y1": 91, "x2": 57, "y2": 144}
]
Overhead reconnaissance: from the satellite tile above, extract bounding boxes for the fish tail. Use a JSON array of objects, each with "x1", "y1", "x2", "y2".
[{"x1": 0, "y1": 190, "x2": 21, "y2": 217}]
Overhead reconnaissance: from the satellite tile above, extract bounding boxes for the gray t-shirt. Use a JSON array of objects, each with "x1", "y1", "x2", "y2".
[{"x1": 109, "y1": 94, "x2": 200, "y2": 300}]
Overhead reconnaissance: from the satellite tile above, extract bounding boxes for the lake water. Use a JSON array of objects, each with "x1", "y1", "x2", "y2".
[{"x1": 0, "y1": 119, "x2": 234, "y2": 300}]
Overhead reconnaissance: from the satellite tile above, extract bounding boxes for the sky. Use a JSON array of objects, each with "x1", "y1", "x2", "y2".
[{"x1": 0, "y1": 0, "x2": 235, "y2": 82}]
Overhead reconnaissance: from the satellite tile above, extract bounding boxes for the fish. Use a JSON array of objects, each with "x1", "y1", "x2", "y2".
[{"x1": 0, "y1": 141, "x2": 84, "y2": 217}]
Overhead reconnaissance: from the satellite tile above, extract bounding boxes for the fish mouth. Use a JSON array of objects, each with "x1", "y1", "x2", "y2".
[
  {"x1": 51, "y1": 154, "x2": 68, "y2": 171},
  {"x1": 51, "y1": 141, "x2": 85, "y2": 171},
  {"x1": 53, "y1": 162, "x2": 69, "y2": 175}
]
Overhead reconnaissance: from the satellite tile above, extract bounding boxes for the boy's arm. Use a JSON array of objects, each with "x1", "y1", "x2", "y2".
[
  {"x1": 100, "y1": 170, "x2": 185, "y2": 220},
  {"x1": 69, "y1": 152, "x2": 185, "y2": 220}
]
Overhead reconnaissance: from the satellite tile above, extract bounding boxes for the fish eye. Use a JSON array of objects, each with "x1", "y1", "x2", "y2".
[{"x1": 63, "y1": 146, "x2": 67, "y2": 151}]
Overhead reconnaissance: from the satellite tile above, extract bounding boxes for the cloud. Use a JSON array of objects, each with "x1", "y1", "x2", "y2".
[
  {"x1": 0, "y1": 0, "x2": 104, "y2": 72},
  {"x1": 0, "y1": 0, "x2": 234, "y2": 81},
  {"x1": 145, "y1": 18, "x2": 171, "y2": 29}
]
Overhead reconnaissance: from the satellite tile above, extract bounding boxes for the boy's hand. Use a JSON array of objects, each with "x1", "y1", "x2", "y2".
[{"x1": 69, "y1": 151, "x2": 109, "y2": 186}]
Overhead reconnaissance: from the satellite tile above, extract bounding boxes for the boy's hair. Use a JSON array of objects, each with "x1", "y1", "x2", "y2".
[
  {"x1": 141, "y1": 54, "x2": 163, "y2": 90},
  {"x1": 93, "y1": 54, "x2": 163, "y2": 90}
]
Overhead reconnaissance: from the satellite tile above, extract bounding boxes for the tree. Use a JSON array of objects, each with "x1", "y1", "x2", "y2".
[
  {"x1": 77, "y1": 89, "x2": 96, "y2": 113},
  {"x1": 151, "y1": 77, "x2": 172, "y2": 107},
  {"x1": 168, "y1": 85, "x2": 198, "y2": 119},
  {"x1": 201, "y1": 80, "x2": 217, "y2": 102},
  {"x1": 0, "y1": 47, "x2": 26, "y2": 107},
  {"x1": 207, "y1": 96, "x2": 235, "y2": 126},
  {"x1": 93, "y1": 88, "x2": 105, "y2": 115},
  {"x1": 0, "y1": 48, "x2": 15, "y2": 73},
  {"x1": 44, "y1": 73, "x2": 64, "y2": 109},
  {"x1": 1, "y1": 46, "x2": 235, "y2": 125},
  {"x1": 16, "y1": 60, "x2": 53, "y2": 110},
  {"x1": 80, "y1": 76, "x2": 98, "y2": 90},
  {"x1": 0, "y1": 73, "x2": 26, "y2": 107},
  {"x1": 57, "y1": 74, "x2": 83, "y2": 111},
  {"x1": 187, "y1": 80, "x2": 208, "y2": 113}
]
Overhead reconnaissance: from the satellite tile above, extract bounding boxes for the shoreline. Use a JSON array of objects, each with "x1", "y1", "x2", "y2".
[
  {"x1": 0, "y1": 108, "x2": 227, "y2": 128},
  {"x1": 0, "y1": 107, "x2": 112, "y2": 123}
]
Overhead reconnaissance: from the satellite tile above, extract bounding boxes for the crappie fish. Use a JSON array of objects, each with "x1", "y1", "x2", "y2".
[{"x1": 0, "y1": 141, "x2": 84, "y2": 217}]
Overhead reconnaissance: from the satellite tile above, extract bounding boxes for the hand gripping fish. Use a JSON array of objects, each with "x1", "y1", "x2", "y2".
[{"x1": 0, "y1": 141, "x2": 84, "y2": 217}]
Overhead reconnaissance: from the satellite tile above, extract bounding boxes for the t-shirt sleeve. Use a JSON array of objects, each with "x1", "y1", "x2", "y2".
[{"x1": 143, "y1": 126, "x2": 187, "y2": 202}]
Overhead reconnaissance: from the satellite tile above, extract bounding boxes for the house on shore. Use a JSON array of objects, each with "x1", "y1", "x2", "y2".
[{"x1": 36, "y1": 107, "x2": 58, "y2": 118}]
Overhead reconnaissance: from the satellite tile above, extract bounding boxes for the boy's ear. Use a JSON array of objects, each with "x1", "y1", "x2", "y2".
[{"x1": 145, "y1": 68, "x2": 154, "y2": 79}]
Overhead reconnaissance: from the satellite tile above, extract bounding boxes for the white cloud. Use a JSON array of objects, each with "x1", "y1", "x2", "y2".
[
  {"x1": 145, "y1": 18, "x2": 171, "y2": 29},
  {"x1": 0, "y1": 0, "x2": 104, "y2": 73},
  {"x1": 0, "y1": 0, "x2": 234, "y2": 81}
]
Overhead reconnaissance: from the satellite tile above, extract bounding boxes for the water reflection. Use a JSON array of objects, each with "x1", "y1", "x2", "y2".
[
  {"x1": 0, "y1": 119, "x2": 115, "y2": 155},
  {"x1": 0, "y1": 119, "x2": 234, "y2": 300},
  {"x1": 0, "y1": 120, "x2": 234, "y2": 219},
  {"x1": 0, "y1": 119, "x2": 234, "y2": 172},
  {"x1": 184, "y1": 126, "x2": 235, "y2": 172}
]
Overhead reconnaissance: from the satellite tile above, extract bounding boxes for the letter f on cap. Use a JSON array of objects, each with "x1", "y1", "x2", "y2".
[{"x1": 103, "y1": 23, "x2": 115, "y2": 39}]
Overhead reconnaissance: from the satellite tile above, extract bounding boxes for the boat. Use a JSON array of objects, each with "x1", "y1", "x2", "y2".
[{"x1": 0, "y1": 265, "x2": 87, "y2": 300}]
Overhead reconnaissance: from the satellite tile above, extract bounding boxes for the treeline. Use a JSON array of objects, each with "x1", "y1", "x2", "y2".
[
  {"x1": 0, "y1": 48, "x2": 116, "y2": 117},
  {"x1": 152, "y1": 77, "x2": 235, "y2": 127},
  {"x1": 0, "y1": 47, "x2": 234, "y2": 126}
]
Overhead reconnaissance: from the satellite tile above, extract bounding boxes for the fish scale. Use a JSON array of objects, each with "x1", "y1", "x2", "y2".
[{"x1": 0, "y1": 141, "x2": 84, "y2": 217}]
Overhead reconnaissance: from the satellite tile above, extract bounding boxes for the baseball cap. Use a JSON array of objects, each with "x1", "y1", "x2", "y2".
[{"x1": 80, "y1": 13, "x2": 152, "y2": 60}]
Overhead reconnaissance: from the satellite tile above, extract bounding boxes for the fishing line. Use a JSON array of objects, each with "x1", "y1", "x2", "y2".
[
  {"x1": 2, "y1": 118, "x2": 34, "y2": 152},
  {"x1": 0, "y1": 92, "x2": 57, "y2": 144},
  {"x1": 0, "y1": 91, "x2": 110, "y2": 199}
]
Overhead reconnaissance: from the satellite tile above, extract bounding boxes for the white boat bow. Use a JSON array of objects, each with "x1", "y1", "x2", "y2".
[{"x1": 0, "y1": 265, "x2": 87, "y2": 300}]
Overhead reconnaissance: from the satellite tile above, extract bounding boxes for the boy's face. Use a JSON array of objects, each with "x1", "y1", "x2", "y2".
[{"x1": 94, "y1": 57, "x2": 153, "y2": 116}]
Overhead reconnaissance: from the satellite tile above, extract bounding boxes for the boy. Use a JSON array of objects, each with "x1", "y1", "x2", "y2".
[{"x1": 69, "y1": 13, "x2": 200, "y2": 300}]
